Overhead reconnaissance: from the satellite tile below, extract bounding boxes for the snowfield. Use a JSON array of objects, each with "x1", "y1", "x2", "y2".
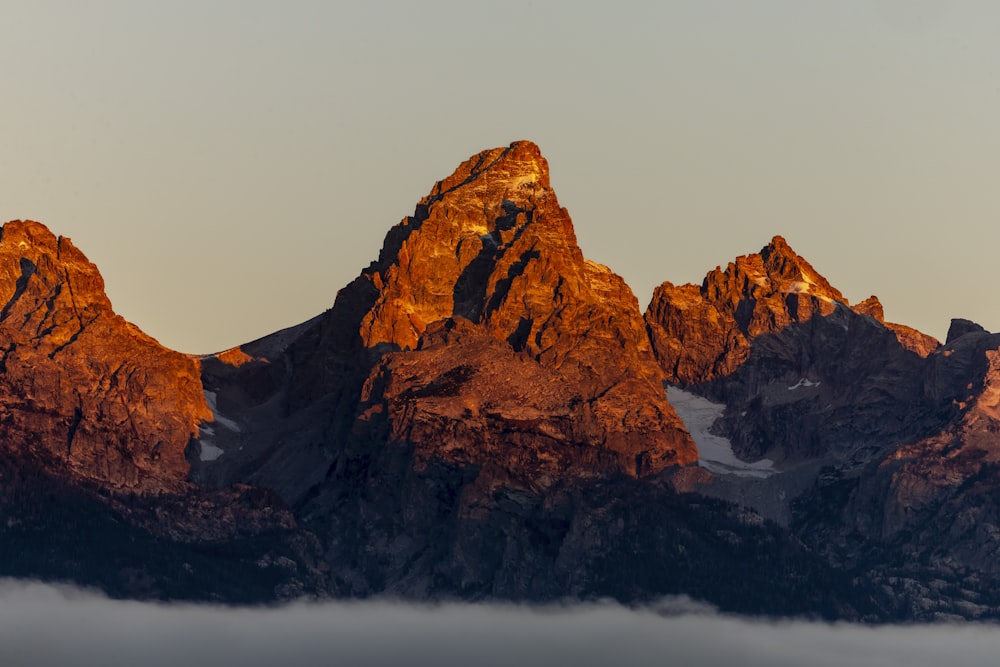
[
  {"x1": 203, "y1": 390, "x2": 241, "y2": 432},
  {"x1": 197, "y1": 390, "x2": 242, "y2": 461},
  {"x1": 198, "y1": 440, "x2": 224, "y2": 462},
  {"x1": 666, "y1": 386, "x2": 776, "y2": 478}
]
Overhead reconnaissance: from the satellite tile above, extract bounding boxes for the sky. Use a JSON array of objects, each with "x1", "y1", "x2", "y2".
[
  {"x1": 2, "y1": 1, "x2": 999, "y2": 353},
  {"x1": 4, "y1": 580, "x2": 1000, "y2": 667}
]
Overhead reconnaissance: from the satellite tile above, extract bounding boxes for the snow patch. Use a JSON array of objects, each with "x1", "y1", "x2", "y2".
[
  {"x1": 667, "y1": 387, "x2": 776, "y2": 478},
  {"x1": 198, "y1": 440, "x2": 224, "y2": 462},
  {"x1": 744, "y1": 269, "x2": 769, "y2": 287},
  {"x1": 197, "y1": 389, "x2": 241, "y2": 462},
  {"x1": 787, "y1": 378, "x2": 820, "y2": 390},
  {"x1": 785, "y1": 281, "x2": 811, "y2": 294},
  {"x1": 203, "y1": 390, "x2": 241, "y2": 432},
  {"x1": 783, "y1": 275, "x2": 833, "y2": 302}
]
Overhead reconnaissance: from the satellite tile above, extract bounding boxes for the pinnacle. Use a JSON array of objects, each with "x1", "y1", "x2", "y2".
[
  {"x1": 426, "y1": 141, "x2": 551, "y2": 203},
  {"x1": 946, "y1": 318, "x2": 988, "y2": 344},
  {"x1": 755, "y1": 235, "x2": 842, "y2": 298},
  {"x1": 853, "y1": 296, "x2": 885, "y2": 321},
  {"x1": 758, "y1": 235, "x2": 810, "y2": 277},
  {"x1": 760, "y1": 235, "x2": 801, "y2": 262}
]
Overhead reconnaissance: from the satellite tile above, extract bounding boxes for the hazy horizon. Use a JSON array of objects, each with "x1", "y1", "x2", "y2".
[{"x1": 3, "y1": 1, "x2": 999, "y2": 353}]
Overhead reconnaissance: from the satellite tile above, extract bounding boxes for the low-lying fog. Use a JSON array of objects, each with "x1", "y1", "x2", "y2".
[{"x1": 2, "y1": 579, "x2": 998, "y2": 667}]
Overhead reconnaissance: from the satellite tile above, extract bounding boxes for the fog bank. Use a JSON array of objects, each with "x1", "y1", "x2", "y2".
[{"x1": 2, "y1": 580, "x2": 998, "y2": 667}]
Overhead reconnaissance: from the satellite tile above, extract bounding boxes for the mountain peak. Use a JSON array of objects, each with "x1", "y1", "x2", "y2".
[
  {"x1": 853, "y1": 295, "x2": 885, "y2": 320},
  {"x1": 0, "y1": 220, "x2": 111, "y2": 317},
  {"x1": 2, "y1": 218, "x2": 61, "y2": 246},
  {"x1": 646, "y1": 235, "x2": 937, "y2": 384},
  {"x1": 765, "y1": 234, "x2": 790, "y2": 251},
  {"x1": 425, "y1": 140, "x2": 550, "y2": 207},
  {"x1": 359, "y1": 140, "x2": 696, "y2": 473},
  {"x1": 754, "y1": 235, "x2": 845, "y2": 303},
  {"x1": 689, "y1": 235, "x2": 846, "y2": 325},
  {"x1": 360, "y1": 141, "x2": 573, "y2": 352},
  {"x1": 0, "y1": 219, "x2": 210, "y2": 492},
  {"x1": 946, "y1": 318, "x2": 988, "y2": 344},
  {"x1": 271, "y1": 142, "x2": 697, "y2": 483}
]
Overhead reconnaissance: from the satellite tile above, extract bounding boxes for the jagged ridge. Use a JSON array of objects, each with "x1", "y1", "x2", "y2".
[
  {"x1": 645, "y1": 235, "x2": 938, "y2": 386},
  {"x1": 6, "y1": 143, "x2": 1000, "y2": 620}
]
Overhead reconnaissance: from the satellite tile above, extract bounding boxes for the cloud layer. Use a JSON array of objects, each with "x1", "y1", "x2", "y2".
[{"x1": 1, "y1": 579, "x2": 998, "y2": 667}]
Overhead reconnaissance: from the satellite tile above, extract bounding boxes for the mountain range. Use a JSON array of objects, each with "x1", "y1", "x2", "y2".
[{"x1": 2, "y1": 141, "x2": 999, "y2": 621}]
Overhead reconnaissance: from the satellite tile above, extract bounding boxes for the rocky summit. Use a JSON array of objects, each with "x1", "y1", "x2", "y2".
[
  {"x1": 0, "y1": 220, "x2": 209, "y2": 492},
  {"x1": 5, "y1": 142, "x2": 1000, "y2": 620},
  {"x1": 346, "y1": 140, "x2": 697, "y2": 478},
  {"x1": 645, "y1": 235, "x2": 938, "y2": 388}
]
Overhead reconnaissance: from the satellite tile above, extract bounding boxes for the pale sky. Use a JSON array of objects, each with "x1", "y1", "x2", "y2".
[{"x1": 2, "y1": 1, "x2": 999, "y2": 353}]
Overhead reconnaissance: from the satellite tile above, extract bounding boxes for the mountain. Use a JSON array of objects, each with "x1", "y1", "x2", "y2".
[
  {"x1": 4, "y1": 141, "x2": 1000, "y2": 620},
  {"x1": 647, "y1": 237, "x2": 1000, "y2": 618},
  {"x1": 0, "y1": 220, "x2": 208, "y2": 492},
  {"x1": 0, "y1": 221, "x2": 327, "y2": 600},
  {"x1": 192, "y1": 142, "x2": 849, "y2": 610},
  {"x1": 646, "y1": 236, "x2": 944, "y2": 472},
  {"x1": 198, "y1": 141, "x2": 694, "y2": 490},
  {"x1": 645, "y1": 235, "x2": 937, "y2": 388}
]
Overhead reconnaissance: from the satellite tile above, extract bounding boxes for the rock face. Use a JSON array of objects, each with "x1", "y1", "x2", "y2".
[
  {"x1": 645, "y1": 236, "x2": 944, "y2": 468},
  {"x1": 645, "y1": 236, "x2": 938, "y2": 387},
  {"x1": 793, "y1": 323, "x2": 1000, "y2": 618},
  {"x1": 0, "y1": 221, "x2": 210, "y2": 492}
]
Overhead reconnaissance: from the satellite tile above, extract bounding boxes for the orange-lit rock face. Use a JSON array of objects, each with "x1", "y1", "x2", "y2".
[
  {"x1": 358, "y1": 318, "x2": 693, "y2": 482},
  {"x1": 362, "y1": 143, "x2": 664, "y2": 383},
  {"x1": 214, "y1": 346, "x2": 262, "y2": 368},
  {"x1": 646, "y1": 236, "x2": 938, "y2": 385},
  {"x1": 322, "y1": 141, "x2": 697, "y2": 476},
  {"x1": 0, "y1": 220, "x2": 210, "y2": 492},
  {"x1": 361, "y1": 142, "x2": 552, "y2": 351}
]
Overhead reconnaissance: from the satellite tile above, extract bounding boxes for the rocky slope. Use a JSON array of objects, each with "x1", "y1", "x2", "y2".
[{"x1": 794, "y1": 321, "x2": 1000, "y2": 618}]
